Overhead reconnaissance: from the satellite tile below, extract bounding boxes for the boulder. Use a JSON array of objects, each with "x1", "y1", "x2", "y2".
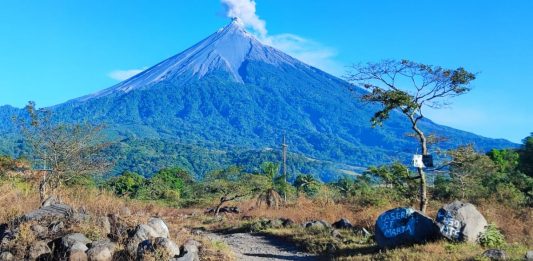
[
  {"x1": 41, "y1": 195, "x2": 60, "y2": 207},
  {"x1": 0, "y1": 252, "x2": 14, "y2": 261},
  {"x1": 62, "y1": 233, "x2": 92, "y2": 250},
  {"x1": 332, "y1": 218, "x2": 353, "y2": 229},
  {"x1": 526, "y1": 250, "x2": 533, "y2": 261},
  {"x1": 175, "y1": 240, "x2": 201, "y2": 261},
  {"x1": 71, "y1": 241, "x2": 89, "y2": 252},
  {"x1": 148, "y1": 218, "x2": 170, "y2": 238},
  {"x1": 136, "y1": 240, "x2": 155, "y2": 259},
  {"x1": 435, "y1": 201, "x2": 488, "y2": 243},
  {"x1": 280, "y1": 218, "x2": 295, "y2": 227},
  {"x1": 482, "y1": 249, "x2": 509, "y2": 260},
  {"x1": 375, "y1": 207, "x2": 440, "y2": 249},
  {"x1": 29, "y1": 240, "x2": 52, "y2": 260},
  {"x1": 20, "y1": 204, "x2": 73, "y2": 223},
  {"x1": 87, "y1": 240, "x2": 115, "y2": 261},
  {"x1": 68, "y1": 250, "x2": 88, "y2": 261},
  {"x1": 154, "y1": 237, "x2": 180, "y2": 258},
  {"x1": 303, "y1": 220, "x2": 331, "y2": 229}
]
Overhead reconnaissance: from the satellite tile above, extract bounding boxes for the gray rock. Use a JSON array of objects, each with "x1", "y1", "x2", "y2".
[
  {"x1": 71, "y1": 241, "x2": 89, "y2": 252},
  {"x1": 29, "y1": 240, "x2": 52, "y2": 260},
  {"x1": 303, "y1": 220, "x2": 330, "y2": 229},
  {"x1": 49, "y1": 221, "x2": 65, "y2": 235},
  {"x1": 154, "y1": 237, "x2": 180, "y2": 258},
  {"x1": 41, "y1": 195, "x2": 60, "y2": 207},
  {"x1": 30, "y1": 224, "x2": 48, "y2": 239},
  {"x1": 69, "y1": 250, "x2": 88, "y2": 261},
  {"x1": 331, "y1": 229, "x2": 342, "y2": 238},
  {"x1": 280, "y1": 218, "x2": 295, "y2": 227},
  {"x1": 483, "y1": 249, "x2": 508, "y2": 260},
  {"x1": 20, "y1": 204, "x2": 73, "y2": 223},
  {"x1": 137, "y1": 240, "x2": 155, "y2": 259},
  {"x1": 332, "y1": 218, "x2": 353, "y2": 229},
  {"x1": 436, "y1": 201, "x2": 488, "y2": 243},
  {"x1": 126, "y1": 224, "x2": 159, "y2": 257},
  {"x1": 97, "y1": 216, "x2": 111, "y2": 236},
  {"x1": 148, "y1": 218, "x2": 170, "y2": 238},
  {"x1": 0, "y1": 252, "x2": 14, "y2": 261},
  {"x1": 176, "y1": 240, "x2": 201, "y2": 261},
  {"x1": 375, "y1": 207, "x2": 440, "y2": 249},
  {"x1": 87, "y1": 244, "x2": 112, "y2": 261},
  {"x1": 526, "y1": 250, "x2": 533, "y2": 261},
  {"x1": 62, "y1": 233, "x2": 92, "y2": 250}
]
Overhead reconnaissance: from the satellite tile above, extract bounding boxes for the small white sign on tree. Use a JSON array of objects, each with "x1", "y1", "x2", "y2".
[{"x1": 412, "y1": 154, "x2": 425, "y2": 168}]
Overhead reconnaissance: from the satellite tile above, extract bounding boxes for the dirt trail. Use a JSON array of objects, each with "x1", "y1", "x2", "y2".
[{"x1": 206, "y1": 232, "x2": 323, "y2": 261}]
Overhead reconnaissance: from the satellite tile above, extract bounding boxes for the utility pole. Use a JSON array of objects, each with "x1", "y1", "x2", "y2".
[
  {"x1": 281, "y1": 132, "x2": 288, "y2": 203},
  {"x1": 282, "y1": 132, "x2": 287, "y2": 183}
]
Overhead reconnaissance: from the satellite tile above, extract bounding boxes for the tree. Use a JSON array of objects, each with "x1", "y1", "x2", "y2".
[
  {"x1": 256, "y1": 162, "x2": 283, "y2": 209},
  {"x1": 201, "y1": 166, "x2": 267, "y2": 216},
  {"x1": 347, "y1": 60, "x2": 476, "y2": 213},
  {"x1": 16, "y1": 102, "x2": 111, "y2": 203},
  {"x1": 294, "y1": 174, "x2": 321, "y2": 197},
  {"x1": 138, "y1": 167, "x2": 189, "y2": 201},
  {"x1": 518, "y1": 133, "x2": 533, "y2": 177},
  {"x1": 364, "y1": 162, "x2": 418, "y2": 202},
  {"x1": 107, "y1": 171, "x2": 145, "y2": 197},
  {"x1": 447, "y1": 145, "x2": 496, "y2": 200}
]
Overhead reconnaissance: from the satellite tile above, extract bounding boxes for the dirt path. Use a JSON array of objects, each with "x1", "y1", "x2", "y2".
[{"x1": 206, "y1": 232, "x2": 323, "y2": 261}]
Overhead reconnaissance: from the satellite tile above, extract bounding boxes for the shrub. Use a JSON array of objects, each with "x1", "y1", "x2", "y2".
[{"x1": 479, "y1": 224, "x2": 506, "y2": 248}]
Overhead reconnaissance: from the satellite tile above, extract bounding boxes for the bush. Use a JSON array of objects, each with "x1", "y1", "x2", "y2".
[{"x1": 479, "y1": 224, "x2": 506, "y2": 248}]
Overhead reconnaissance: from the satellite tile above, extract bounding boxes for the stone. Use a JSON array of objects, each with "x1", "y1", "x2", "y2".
[
  {"x1": 176, "y1": 240, "x2": 201, "y2": 261},
  {"x1": 20, "y1": 204, "x2": 73, "y2": 223},
  {"x1": 332, "y1": 218, "x2": 353, "y2": 229},
  {"x1": 280, "y1": 218, "x2": 295, "y2": 227},
  {"x1": 87, "y1": 245, "x2": 112, "y2": 261},
  {"x1": 526, "y1": 250, "x2": 533, "y2": 261},
  {"x1": 0, "y1": 252, "x2": 14, "y2": 261},
  {"x1": 154, "y1": 237, "x2": 180, "y2": 258},
  {"x1": 435, "y1": 201, "x2": 488, "y2": 243},
  {"x1": 71, "y1": 241, "x2": 89, "y2": 252},
  {"x1": 331, "y1": 229, "x2": 342, "y2": 238},
  {"x1": 97, "y1": 216, "x2": 111, "y2": 236},
  {"x1": 148, "y1": 217, "x2": 170, "y2": 238},
  {"x1": 29, "y1": 240, "x2": 52, "y2": 260},
  {"x1": 30, "y1": 224, "x2": 49, "y2": 239},
  {"x1": 61, "y1": 233, "x2": 92, "y2": 250},
  {"x1": 49, "y1": 221, "x2": 65, "y2": 235},
  {"x1": 69, "y1": 250, "x2": 88, "y2": 261},
  {"x1": 482, "y1": 249, "x2": 509, "y2": 260},
  {"x1": 375, "y1": 207, "x2": 440, "y2": 249},
  {"x1": 137, "y1": 240, "x2": 155, "y2": 258},
  {"x1": 303, "y1": 220, "x2": 330, "y2": 229},
  {"x1": 41, "y1": 195, "x2": 60, "y2": 207}
]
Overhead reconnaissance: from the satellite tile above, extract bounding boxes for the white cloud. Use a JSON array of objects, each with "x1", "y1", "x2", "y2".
[
  {"x1": 220, "y1": 0, "x2": 343, "y2": 75},
  {"x1": 221, "y1": 0, "x2": 267, "y2": 37},
  {"x1": 108, "y1": 68, "x2": 145, "y2": 81}
]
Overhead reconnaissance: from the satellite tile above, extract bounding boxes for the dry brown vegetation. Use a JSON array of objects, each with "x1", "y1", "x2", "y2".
[{"x1": 1, "y1": 172, "x2": 531, "y2": 261}]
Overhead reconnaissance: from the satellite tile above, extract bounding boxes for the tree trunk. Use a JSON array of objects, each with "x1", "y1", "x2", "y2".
[
  {"x1": 417, "y1": 167, "x2": 428, "y2": 213},
  {"x1": 39, "y1": 171, "x2": 48, "y2": 204},
  {"x1": 411, "y1": 117, "x2": 428, "y2": 213}
]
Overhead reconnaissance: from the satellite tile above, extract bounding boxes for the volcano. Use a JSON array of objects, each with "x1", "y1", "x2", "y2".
[{"x1": 0, "y1": 19, "x2": 516, "y2": 179}]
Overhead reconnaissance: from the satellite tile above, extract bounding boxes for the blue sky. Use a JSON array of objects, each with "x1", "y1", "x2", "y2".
[{"x1": 0, "y1": 0, "x2": 531, "y2": 143}]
